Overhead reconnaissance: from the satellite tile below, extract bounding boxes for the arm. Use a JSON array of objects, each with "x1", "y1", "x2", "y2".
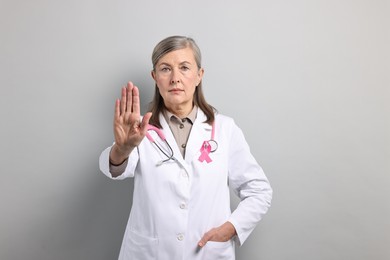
[
  {"x1": 198, "y1": 119, "x2": 272, "y2": 247},
  {"x1": 227, "y1": 122, "x2": 272, "y2": 246}
]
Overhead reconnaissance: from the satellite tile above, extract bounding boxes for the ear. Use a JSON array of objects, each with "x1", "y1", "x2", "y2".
[
  {"x1": 151, "y1": 70, "x2": 157, "y2": 81},
  {"x1": 197, "y1": 68, "x2": 204, "y2": 85}
]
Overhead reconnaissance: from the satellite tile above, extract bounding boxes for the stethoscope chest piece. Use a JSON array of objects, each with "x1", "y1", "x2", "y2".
[{"x1": 207, "y1": 139, "x2": 218, "y2": 153}]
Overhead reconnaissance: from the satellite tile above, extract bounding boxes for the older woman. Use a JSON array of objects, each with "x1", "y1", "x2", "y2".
[{"x1": 99, "y1": 36, "x2": 272, "y2": 260}]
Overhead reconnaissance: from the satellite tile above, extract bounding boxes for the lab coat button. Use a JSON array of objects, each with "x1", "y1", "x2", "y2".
[
  {"x1": 179, "y1": 203, "x2": 186, "y2": 209},
  {"x1": 177, "y1": 234, "x2": 184, "y2": 241}
]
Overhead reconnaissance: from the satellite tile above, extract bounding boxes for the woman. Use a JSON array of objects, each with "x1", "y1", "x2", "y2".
[{"x1": 99, "y1": 36, "x2": 272, "y2": 260}]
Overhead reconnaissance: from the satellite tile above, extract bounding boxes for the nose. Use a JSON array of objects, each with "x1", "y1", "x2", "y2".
[
  {"x1": 171, "y1": 79, "x2": 180, "y2": 84},
  {"x1": 170, "y1": 69, "x2": 180, "y2": 84}
]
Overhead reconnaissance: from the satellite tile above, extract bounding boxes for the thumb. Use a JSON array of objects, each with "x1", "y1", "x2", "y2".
[{"x1": 140, "y1": 112, "x2": 152, "y2": 134}]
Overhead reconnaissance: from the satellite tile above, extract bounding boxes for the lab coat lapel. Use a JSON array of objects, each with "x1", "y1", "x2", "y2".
[{"x1": 185, "y1": 110, "x2": 213, "y2": 164}]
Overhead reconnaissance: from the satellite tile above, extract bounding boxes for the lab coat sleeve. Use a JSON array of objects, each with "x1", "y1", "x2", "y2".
[
  {"x1": 99, "y1": 144, "x2": 139, "y2": 180},
  {"x1": 227, "y1": 121, "x2": 272, "y2": 246}
]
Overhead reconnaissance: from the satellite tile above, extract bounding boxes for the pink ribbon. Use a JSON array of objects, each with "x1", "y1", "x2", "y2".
[{"x1": 198, "y1": 141, "x2": 212, "y2": 163}]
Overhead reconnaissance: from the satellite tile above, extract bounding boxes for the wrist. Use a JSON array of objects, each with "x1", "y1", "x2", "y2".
[
  {"x1": 224, "y1": 221, "x2": 237, "y2": 237},
  {"x1": 110, "y1": 144, "x2": 133, "y2": 165}
]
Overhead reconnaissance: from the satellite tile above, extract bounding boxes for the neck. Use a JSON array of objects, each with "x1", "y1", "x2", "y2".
[{"x1": 165, "y1": 103, "x2": 193, "y2": 118}]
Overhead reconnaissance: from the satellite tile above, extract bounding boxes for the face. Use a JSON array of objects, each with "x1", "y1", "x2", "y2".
[{"x1": 151, "y1": 47, "x2": 204, "y2": 114}]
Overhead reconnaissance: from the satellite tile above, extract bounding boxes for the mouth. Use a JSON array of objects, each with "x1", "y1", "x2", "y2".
[{"x1": 168, "y1": 88, "x2": 184, "y2": 93}]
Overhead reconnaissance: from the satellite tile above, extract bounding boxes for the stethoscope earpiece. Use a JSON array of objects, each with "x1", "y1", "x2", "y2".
[{"x1": 156, "y1": 160, "x2": 164, "y2": 167}]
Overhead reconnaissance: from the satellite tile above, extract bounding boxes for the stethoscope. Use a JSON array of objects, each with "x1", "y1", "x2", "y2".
[{"x1": 145, "y1": 122, "x2": 218, "y2": 166}]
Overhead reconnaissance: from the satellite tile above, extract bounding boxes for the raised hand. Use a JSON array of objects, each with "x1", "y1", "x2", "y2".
[{"x1": 110, "y1": 82, "x2": 152, "y2": 165}]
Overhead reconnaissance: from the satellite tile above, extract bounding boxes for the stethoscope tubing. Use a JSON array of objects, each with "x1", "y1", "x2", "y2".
[{"x1": 152, "y1": 140, "x2": 174, "y2": 164}]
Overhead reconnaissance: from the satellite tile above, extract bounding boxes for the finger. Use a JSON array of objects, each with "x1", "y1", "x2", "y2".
[
  {"x1": 126, "y1": 82, "x2": 134, "y2": 113},
  {"x1": 132, "y1": 86, "x2": 141, "y2": 114},
  {"x1": 114, "y1": 99, "x2": 120, "y2": 120},
  {"x1": 120, "y1": 87, "x2": 127, "y2": 115},
  {"x1": 140, "y1": 112, "x2": 152, "y2": 135},
  {"x1": 198, "y1": 230, "x2": 213, "y2": 247}
]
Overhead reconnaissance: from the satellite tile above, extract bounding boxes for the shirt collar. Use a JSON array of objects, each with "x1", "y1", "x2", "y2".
[{"x1": 164, "y1": 106, "x2": 198, "y2": 124}]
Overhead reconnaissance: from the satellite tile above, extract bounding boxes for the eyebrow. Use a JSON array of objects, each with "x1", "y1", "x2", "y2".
[
  {"x1": 179, "y1": 61, "x2": 191, "y2": 65},
  {"x1": 158, "y1": 61, "x2": 192, "y2": 67}
]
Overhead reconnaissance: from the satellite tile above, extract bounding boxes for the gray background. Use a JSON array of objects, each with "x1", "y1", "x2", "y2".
[{"x1": 1, "y1": 0, "x2": 389, "y2": 259}]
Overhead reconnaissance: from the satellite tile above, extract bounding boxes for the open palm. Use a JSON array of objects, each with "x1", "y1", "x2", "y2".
[{"x1": 111, "y1": 82, "x2": 151, "y2": 163}]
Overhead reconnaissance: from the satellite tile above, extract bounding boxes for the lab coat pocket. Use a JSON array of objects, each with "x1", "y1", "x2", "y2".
[
  {"x1": 123, "y1": 229, "x2": 158, "y2": 260},
  {"x1": 203, "y1": 240, "x2": 234, "y2": 260}
]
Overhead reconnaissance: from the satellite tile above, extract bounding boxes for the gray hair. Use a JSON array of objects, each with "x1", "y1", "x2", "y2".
[{"x1": 152, "y1": 36, "x2": 202, "y2": 70}]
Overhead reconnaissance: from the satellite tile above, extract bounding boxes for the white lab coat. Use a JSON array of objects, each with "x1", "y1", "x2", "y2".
[{"x1": 99, "y1": 110, "x2": 272, "y2": 260}]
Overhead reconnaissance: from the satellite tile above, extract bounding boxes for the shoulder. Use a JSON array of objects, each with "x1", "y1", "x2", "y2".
[
  {"x1": 215, "y1": 112, "x2": 235, "y2": 126},
  {"x1": 214, "y1": 113, "x2": 242, "y2": 137},
  {"x1": 213, "y1": 113, "x2": 248, "y2": 150}
]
